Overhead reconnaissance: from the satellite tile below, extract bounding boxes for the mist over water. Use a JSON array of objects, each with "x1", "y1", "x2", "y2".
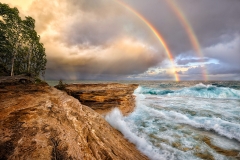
[{"x1": 105, "y1": 82, "x2": 240, "y2": 160}]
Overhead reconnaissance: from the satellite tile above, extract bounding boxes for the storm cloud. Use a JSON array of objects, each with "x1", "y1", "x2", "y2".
[{"x1": 3, "y1": 0, "x2": 240, "y2": 80}]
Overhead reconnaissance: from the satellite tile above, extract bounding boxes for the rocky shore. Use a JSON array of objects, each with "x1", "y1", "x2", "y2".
[
  {"x1": 0, "y1": 82, "x2": 147, "y2": 159},
  {"x1": 55, "y1": 83, "x2": 138, "y2": 116}
]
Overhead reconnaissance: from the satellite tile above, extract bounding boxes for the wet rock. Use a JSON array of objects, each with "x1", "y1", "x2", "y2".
[
  {"x1": 202, "y1": 137, "x2": 240, "y2": 157},
  {"x1": 195, "y1": 152, "x2": 215, "y2": 160}
]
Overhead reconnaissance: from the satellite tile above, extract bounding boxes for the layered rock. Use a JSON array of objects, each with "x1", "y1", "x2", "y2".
[
  {"x1": 0, "y1": 84, "x2": 147, "y2": 160},
  {"x1": 55, "y1": 83, "x2": 138, "y2": 115}
]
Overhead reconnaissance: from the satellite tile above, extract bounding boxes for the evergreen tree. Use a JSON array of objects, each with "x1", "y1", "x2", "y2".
[{"x1": 0, "y1": 3, "x2": 47, "y2": 77}]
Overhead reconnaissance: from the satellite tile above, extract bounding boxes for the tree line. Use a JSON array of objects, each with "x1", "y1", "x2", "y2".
[{"x1": 0, "y1": 3, "x2": 47, "y2": 77}]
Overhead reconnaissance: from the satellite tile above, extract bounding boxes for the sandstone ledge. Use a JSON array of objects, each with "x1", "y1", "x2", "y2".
[
  {"x1": 55, "y1": 83, "x2": 138, "y2": 116},
  {"x1": 0, "y1": 84, "x2": 147, "y2": 160}
]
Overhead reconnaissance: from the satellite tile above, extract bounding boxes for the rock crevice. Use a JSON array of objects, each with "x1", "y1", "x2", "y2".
[
  {"x1": 55, "y1": 83, "x2": 138, "y2": 116},
  {"x1": 0, "y1": 84, "x2": 147, "y2": 159}
]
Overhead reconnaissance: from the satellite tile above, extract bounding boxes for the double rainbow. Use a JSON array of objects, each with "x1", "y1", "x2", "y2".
[
  {"x1": 115, "y1": 0, "x2": 180, "y2": 82},
  {"x1": 116, "y1": 0, "x2": 208, "y2": 81}
]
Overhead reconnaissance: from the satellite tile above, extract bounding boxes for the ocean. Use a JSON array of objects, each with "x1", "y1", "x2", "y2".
[{"x1": 48, "y1": 81, "x2": 240, "y2": 159}]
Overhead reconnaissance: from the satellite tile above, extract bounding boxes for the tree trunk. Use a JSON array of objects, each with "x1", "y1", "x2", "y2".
[
  {"x1": 10, "y1": 27, "x2": 20, "y2": 76},
  {"x1": 10, "y1": 52, "x2": 15, "y2": 76},
  {"x1": 27, "y1": 44, "x2": 33, "y2": 73}
]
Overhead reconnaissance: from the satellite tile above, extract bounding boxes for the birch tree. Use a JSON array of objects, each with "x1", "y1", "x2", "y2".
[{"x1": 0, "y1": 3, "x2": 47, "y2": 77}]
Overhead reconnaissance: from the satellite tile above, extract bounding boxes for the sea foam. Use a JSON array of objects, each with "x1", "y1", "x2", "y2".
[
  {"x1": 136, "y1": 83, "x2": 240, "y2": 99},
  {"x1": 105, "y1": 108, "x2": 174, "y2": 160},
  {"x1": 148, "y1": 108, "x2": 240, "y2": 142},
  {"x1": 106, "y1": 83, "x2": 240, "y2": 159}
]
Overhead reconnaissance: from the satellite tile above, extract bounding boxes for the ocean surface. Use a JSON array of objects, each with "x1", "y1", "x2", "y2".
[{"x1": 48, "y1": 81, "x2": 240, "y2": 159}]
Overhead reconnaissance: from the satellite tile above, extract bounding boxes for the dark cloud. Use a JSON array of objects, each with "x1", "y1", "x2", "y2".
[
  {"x1": 207, "y1": 64, "x2": 240, "y2": 75},
  {"x1": 205, "y1": 35, "x2": 240, "y2": 65},
  {"x1": 179, "y1": 0, "x2": 240, "y2": 48},
  {"x1": 21, "y1": 0, "x2": 166, "y2": 80},
  {"x1": 183, "y1": 63, "x2": 240, "y2": 80},
  {"x1": 127, "y1": 72, "x2": 174, "y2": 81},
  {"x1": 4, "y1": 0, "x2": 240, "y2": 80},
  {"x1": 44, "y1": 37, "x2": 164, "y2": 80},
  {"x1": 184, "y1": 66, "x2": 203, "y2": 75},
  {"x1": 123, "y1": 0, "x2": 240, "y2": 80},
  {"x1": 123, "y1": 0, "x2": 240, "y2": 55}
]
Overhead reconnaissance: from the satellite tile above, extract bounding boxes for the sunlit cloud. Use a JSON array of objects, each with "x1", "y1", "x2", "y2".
[{"x1": 2, "y1": 0, "x2": 240, "y2": 80}]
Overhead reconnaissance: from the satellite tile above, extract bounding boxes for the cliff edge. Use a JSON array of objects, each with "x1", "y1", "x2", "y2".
[
  {"x1": 55, "y1": 83, "x2": 138, "y2": 116},
  {"x1": 0, "y1": 84, "x2": 147, "y2": 159}
]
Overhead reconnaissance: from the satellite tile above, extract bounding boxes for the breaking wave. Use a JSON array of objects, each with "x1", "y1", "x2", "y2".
[
  {"x1": 145, "y1": 107, "x2": 240, "y2": 142},
  {"x1": 105, "y1": 108, "x2": 174, "y2": 160},
  {"x1": 135, "y1": 83, "x2": 240, "y2": 99},
  {"x1": 106, "y1": 82, "x2": 240, "y2": 160}
]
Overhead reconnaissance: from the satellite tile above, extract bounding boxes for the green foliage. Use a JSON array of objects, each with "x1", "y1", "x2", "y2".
[
  {"x1": 0, "y1": 63, "x2": 8, "y2": 76},
  {"x1": 0, "y1": 3, "x2": 47, "y2": 77},
  {"x1": 34, "y1": 77, "x2": 47, "y2": 85},
  {"x1": 57, "y1": 79, "x2": 66, "y2": 90},
  {"x1": 58, "y1": 79, "x2": 63, "y2": 86}
]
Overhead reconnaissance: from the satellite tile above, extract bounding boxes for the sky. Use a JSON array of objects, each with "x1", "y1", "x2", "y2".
[{"x1": 1, "y1": 0, "x2": 240, "y2": 81}]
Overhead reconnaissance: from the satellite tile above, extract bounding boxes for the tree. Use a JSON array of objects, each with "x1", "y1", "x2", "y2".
[
  {"x1": 0, "y1": 3, "x2": 22, "y2": 76},
  {"x1": 0, "y1": 17, "x2": 11, "y2": 76},
  {"x1": 22, "y1": 17, "x2": 36, "y2": 73},
  {"x1": 0, "y1": 3, "x2": 47, "y2": 77}
]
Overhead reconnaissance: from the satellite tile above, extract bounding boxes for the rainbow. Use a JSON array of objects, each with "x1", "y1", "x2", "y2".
[
  {"x1": 115, "y1": 0, "x2": 180, "y2": 82},
  {"x1": 165, "y1": 0, "x2": 208, "y2": 81}
]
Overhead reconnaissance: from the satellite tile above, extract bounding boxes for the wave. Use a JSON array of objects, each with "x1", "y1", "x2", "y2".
[
  {"x1": 135, "y1": 83, "x2": 240, "y2": 99},
  {"x1": 105, "y1": 108, "x2": 176, "y2": 160},
  {"x1": 145, "y1": 107, "x2": 240, "y2": 142}
]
